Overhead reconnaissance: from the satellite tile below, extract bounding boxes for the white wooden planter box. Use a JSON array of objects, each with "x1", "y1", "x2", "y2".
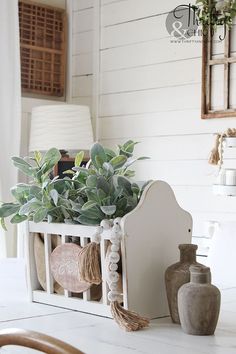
[{"x1": 24, "y1": 181, "x2": 192, "y2": 319}]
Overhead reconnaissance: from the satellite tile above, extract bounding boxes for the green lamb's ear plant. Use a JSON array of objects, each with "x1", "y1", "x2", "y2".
[
  {"x1": 0, "y1": 141, "x2": 150, "y2": 229},
  {"x1": 0, "y1": 148, "x2": 64, "y2": 228},
  {"x1": 70, "y1": 140, "x2": 150, "y2": 225}
]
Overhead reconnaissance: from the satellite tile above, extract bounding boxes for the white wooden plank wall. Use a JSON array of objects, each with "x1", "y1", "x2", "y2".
[
  {"x1": 93, "y1": 0, "x2": 236, "y2": 258},
  {"x1": 71, "y1": 0, "x2": 94, "y2": 114}
]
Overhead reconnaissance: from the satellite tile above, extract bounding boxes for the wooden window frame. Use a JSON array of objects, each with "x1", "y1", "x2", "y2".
[{"x1": 202, "y1": 26, "x2": 236, "y2": 119}]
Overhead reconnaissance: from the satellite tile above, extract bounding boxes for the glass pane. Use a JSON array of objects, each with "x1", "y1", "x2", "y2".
[
  {"x1": 229, "y1": 63, "x2": 236, "y2": 109},
  {"x1": 211, "y1": 65, "x2": 224, "y2": 110},
  {"x1": 212, "y1": 27, "x2": 226, "y2": 59},
  {"x1": 230, "y1": 26, "x2": 236, "y2": 57}
]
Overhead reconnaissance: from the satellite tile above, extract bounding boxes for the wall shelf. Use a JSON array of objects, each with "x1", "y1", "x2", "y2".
[
  {"x1": 213, "y1": 184, "x2": 236, "y2": 197},
  {"x1": 224, "y1": 137, "x2": 236, "y2": 148}
]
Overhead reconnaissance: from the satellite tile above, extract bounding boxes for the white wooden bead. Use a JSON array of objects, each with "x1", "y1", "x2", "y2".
[
  {"x1": 110, "y1": 233, "x2": 122, "y2": 243},
  {"x1": 111, "y1": 244, "x2": 119, "y2": 252},
  {"x1": 114, "y1": 217, "x2": 122, "y2": 225},
  {"x1": 112, "y1": 224, "x2": 120, "y2": 233},
  {"x1": 108, "y1": 291, "x2": 120, "y2": 302},
  {"x1": 110, "y1": 238, "x2": 120, "y2": 246},
  {"x1": 109, "y1": 219, "x2": 114, "y2": 226},
  {"x1": 108, "y1": 271, "x2": 119, "y2": 283},
  {"x1": 100, "y1": 219, "x2": 111, "y2": 230},
  {"x1": 109, "y1": 252, "x2": 120, "y2": 264},
  {"x1": 109, "y1": 282, "x2": 118, "y2": 291},
  {"x1": 109, "y1": 263, "x2": 118, "y2": 271}
]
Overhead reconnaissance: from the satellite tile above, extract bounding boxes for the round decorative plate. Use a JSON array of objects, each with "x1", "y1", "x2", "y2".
[{"x1": 50, "y1": 243, "x2": 91, "y2": 293}]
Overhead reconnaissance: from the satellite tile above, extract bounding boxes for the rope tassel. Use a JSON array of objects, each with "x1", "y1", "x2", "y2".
[
  {"x1": 209, "y1": 129, "x2": 236, "y2": 166},
  {"x1": 209, "y1": 134, "x2": 221, "y2": 165},
  {"x1": 111, "y1": 301, "x2": 149, "y2": 332},
  {"x1": 78, "y1": 229, "x2": 102, "y2": 285}
]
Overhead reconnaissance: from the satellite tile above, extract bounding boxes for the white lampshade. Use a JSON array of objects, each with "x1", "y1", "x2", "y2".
[{"x1": 29, "y1": 104, "x2": 94, "y2": 152}]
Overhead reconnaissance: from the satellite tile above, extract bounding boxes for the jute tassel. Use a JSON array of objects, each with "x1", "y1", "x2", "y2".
[
  {"x1": 209, "y1": 129, "x2": 236, "y2": 166},
  {"x1": 209, "y1": 134, "x2": 221, "y2": 165},
  {"x1": 111, "y1": 301, "x2": 149, "y2": 332},
  {"x1": 79, "y1": 241, "x2": 102, "y2": 285}
]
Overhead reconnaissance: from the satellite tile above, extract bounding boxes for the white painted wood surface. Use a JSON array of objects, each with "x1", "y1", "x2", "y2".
[
  {"x1": 0, "y1": 288, "x2": 235, "y2": 354},
  {"x1": 121, "y1": 181, "x2": 192, "y2": 318},
  {"x1": 26, "y1": 181, "x2": 192, "y2": 319},
  {"x1": 71, "y1": 0, "x2": 95, "y2": 119}
]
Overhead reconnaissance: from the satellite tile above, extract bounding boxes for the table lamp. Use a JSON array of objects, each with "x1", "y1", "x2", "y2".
[{"x1": 29, "y1": 104, "x2": 94, "y2": 155}]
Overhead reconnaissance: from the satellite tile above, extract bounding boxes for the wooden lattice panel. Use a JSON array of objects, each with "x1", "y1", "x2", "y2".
[{"x1": 19, "y1": 0, "x2": 66, "y2": 97}]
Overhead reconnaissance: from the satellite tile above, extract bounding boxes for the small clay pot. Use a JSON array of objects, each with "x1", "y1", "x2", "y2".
[{"x1": 178, "y1": 265, "x2": 221, "y2": 335}]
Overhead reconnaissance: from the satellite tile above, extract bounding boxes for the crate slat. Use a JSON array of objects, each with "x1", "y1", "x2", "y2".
[{"x1": 44, "y1": 233, "x2": 54, "y2": 294}]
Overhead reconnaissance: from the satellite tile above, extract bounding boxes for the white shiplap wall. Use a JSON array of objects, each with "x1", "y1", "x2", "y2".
[
  {"x1": 71, "y1": 0, "x2": 94, "y2": 113},
  {"x1": 92, "y1": 0, "x2": 236, "y2": 257}
]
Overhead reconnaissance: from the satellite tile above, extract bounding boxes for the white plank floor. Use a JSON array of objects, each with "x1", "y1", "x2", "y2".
[{"x1": 0, "y1": 288, "x2": 235, "y2": 354}]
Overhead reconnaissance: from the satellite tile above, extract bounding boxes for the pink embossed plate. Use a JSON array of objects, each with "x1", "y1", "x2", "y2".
[{"x1": 50, "y1": 243, "x2": 91, "y2": 293}]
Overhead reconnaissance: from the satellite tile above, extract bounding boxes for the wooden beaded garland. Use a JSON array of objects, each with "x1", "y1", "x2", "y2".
[
  {"x1": 106, "y1": 218, "x2": 123, "y2": 303},
  {"x1": 90, "y1": 218, "x2": 123, "y2": 303}
]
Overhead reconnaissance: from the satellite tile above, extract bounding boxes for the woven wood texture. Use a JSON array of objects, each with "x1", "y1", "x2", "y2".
[{"x1": 19, "y1": 0, "x2": 66, "y2": 97}]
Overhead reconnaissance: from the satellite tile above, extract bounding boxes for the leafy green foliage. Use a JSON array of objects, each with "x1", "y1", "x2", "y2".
[
  {"x1": 70, "y1": 141, "x2": 150, "y2": 224},
  {"x1": 196, "y1": 0, "x2": 236, "y2": 29},
  {"x1": 0, "y1": 141, "x2": 150, "y2": 228}
]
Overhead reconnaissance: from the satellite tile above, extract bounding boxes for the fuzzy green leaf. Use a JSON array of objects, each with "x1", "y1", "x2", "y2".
[
  {"x1": 19, "y1": 199, "x2": 41, "y2": 216},
  {"x1": 0, "y1": 218, "x2": 7, "y2": 231},
  {"x1": 103, "y1": 162, "x2": 114, "y2": 174},
  {"x1": 0, "y1": 203, "x2": 20, "y2": 218},
  {"x1": 97, "y1": 176, "x2": 110, "y2": 194},
  {"x1": 104, "y1": 148, "x2": 116, "y2": 160},
  {"x1": 109, "y1": 155, "x2": 127, "y2": 169},
  {"x1": 75, "y1": 151, "x2": 84, "y2": 167},
  {"x1": 77, "y1": 215, "x2": 100, "y2": 225},
  {"x1": 41, "y1": 148, "x2": 61, "y2": 175},
  {"x1": 117, "y1": 176, "x2": 132, "y2": 195},
  {"x1": 11, "y1": 157, "x2": 35, "y2": 177},
  {"x1": 63, "y1": 170, "x2": 74, "y2": 175},
  {"x1": 97, "y1": 188, "x2": 107, "y2": 201},
  {"x1": 81, "y1": 200, "x2": 97, "y2": 211},
  {"x1": 100, "y1": 205, "x2": 116, "y2": 216},
  {"x1": 80, "y1": 206, "x2": 104, "y2": 220},
  {"x1": 10, "y1": 214, "x2": 28, "y2": 224},
  {"x1": 33, "y1": 208, "x2": 47, "y2": 223},
  {"x1": 34, "y1": 151, "x2": 42, "y2": 164},
  {"x1": 90, "y1": 143, "x2": 107, "y2": 169},
  {"x1": 50, "y1": 189, "x2": 59, "y2": 206},
  {"x1": 86, "y1": 175, "x2": 97, "y2": 188},
  {"x1": 29, "y1": 185, "x2": 42, "y2": 200}
]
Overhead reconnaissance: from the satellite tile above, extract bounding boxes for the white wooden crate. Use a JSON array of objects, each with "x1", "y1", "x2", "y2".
[{"x1": 25, "y1": 181, "x2": 192, "y2": 319}]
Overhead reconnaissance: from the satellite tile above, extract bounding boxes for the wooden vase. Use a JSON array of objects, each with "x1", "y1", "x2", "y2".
[
  {"x1": 178, "y1": 265, "x2": 221, "y2": 335},
  {"x1": 165, "y1": 244, "x2": 202, "y2": 324}
]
